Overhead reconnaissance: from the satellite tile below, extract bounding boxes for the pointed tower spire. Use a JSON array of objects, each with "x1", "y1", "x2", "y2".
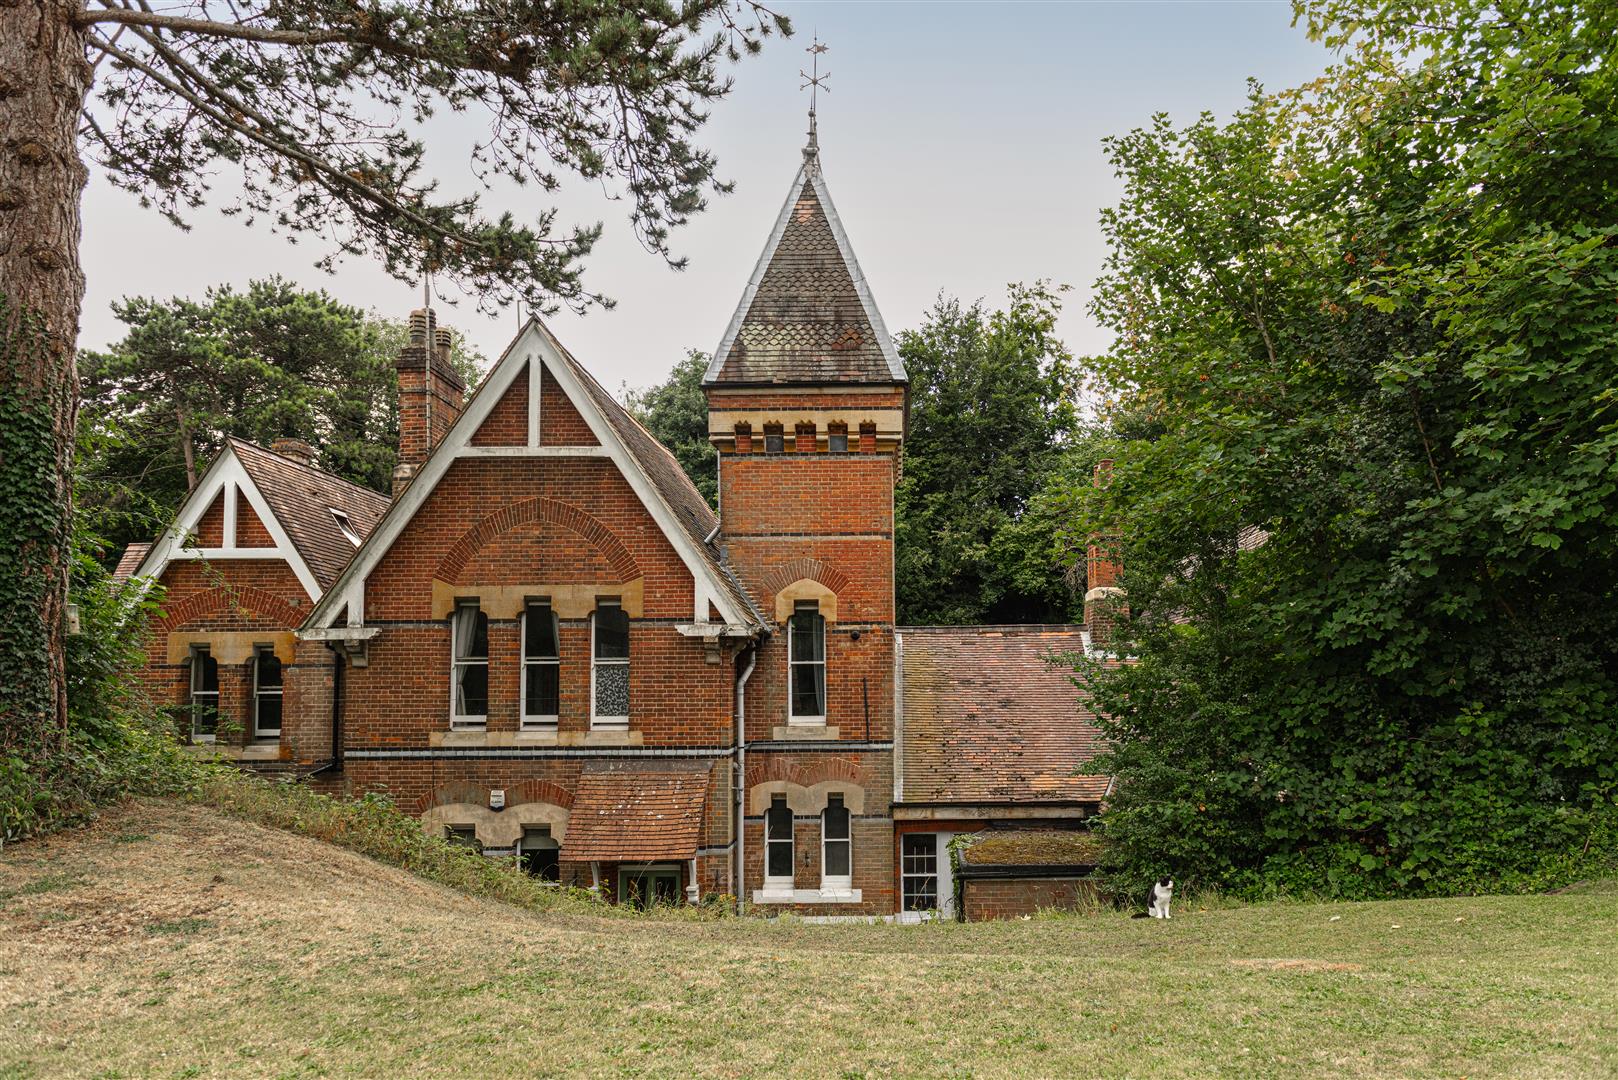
[{"x1": 704, "y1": 132, "x2": 905, "y2": 386}]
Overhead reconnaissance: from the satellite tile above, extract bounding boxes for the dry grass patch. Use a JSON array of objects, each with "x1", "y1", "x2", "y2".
[{"x1": 2, "y1": 799, "x2": 1617, "y2": 1079}]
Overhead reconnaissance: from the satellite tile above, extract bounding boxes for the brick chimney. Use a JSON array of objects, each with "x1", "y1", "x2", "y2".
[
  {"x1": 393, "y1": 308, "x2": 467, "y2": 496},
  {"x1": 1084, "y1": 459, "x2": 1126, "y2": 650},
  {"x1": 270, "y1": 437, "x2": 318, "y2": 469}
]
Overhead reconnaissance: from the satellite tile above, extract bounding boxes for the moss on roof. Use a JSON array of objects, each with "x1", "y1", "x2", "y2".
[{"x1": 958, "y1": 829, "x2": 1106, "y2": 867}]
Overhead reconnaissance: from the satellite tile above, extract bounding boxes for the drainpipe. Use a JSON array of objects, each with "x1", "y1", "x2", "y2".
[
  {"x1": 733, "y1": 643, "x2": 758, "y2": 914},
  {"x1": 308, "y1": 642, "x2": 346, "y2": 778}
]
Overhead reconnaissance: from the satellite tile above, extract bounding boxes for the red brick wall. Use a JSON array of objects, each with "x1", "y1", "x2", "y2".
[
  {"x1": 471, "y1": 365, "x2": 528, "y2": 446},
  {"x1": 236, "y1": 498, "x2": 276, "y2": 547},
  {"x1": 962, "y1": 877, "x2": 1096, "y2": 921},
  {"x1": 192, "y1": 492, "x2": 224, "y2": 547},
  {"x1": 541, "y1": 367, "x2": 598, "y2": 446},
  {"x1": 136, "y1": 558, "x2": 312, "y2": 747}
]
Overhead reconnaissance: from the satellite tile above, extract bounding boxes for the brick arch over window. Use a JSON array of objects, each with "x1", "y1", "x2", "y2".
[
  {"x1": 763, "y1": 558, "x2": 851, "y2": 599},
  {"x1": 435, "y1": 497, "x2": 641, "y2": 584},
  {"x1": 748, "y1": 754, "x2": 866, "y2": 795},
  {"x1": 413, "y1": 778, "x2": 575, "y2": 816},
  {"x1": 155, "y1": 585, "x2": 305, "y2": 633}
]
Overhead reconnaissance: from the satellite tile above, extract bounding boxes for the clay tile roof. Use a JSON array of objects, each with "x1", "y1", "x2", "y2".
[
  {"x1": 547, "y1": 340, "x2": 767, "y2": 629},
  {"x1": 560, "y1": 763, "x2": 712, "y2": 863},
  {"x1": 706, "y1": 158, "x2": 905, "y2": 387},
  {"x1": 898, "y1": 625, "x2": 1112, "y2": 805},
  {"x1": 112, "y1": 542, "x2": 152, "y2": 582},
  {"x1": 958, "y1": 829, "x2": 1106, "y2": 869},
  {"x1": 228, "y1": 438, "x2": 390, "y2": 591}
]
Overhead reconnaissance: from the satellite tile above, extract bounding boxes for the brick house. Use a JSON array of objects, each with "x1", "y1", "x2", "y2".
[
  {"x1": 120, "y1": 436, "x2": 389, "y2": 772},
  {"x1": 123, "y1": 137, "x2": 1116, "y2": 917}
]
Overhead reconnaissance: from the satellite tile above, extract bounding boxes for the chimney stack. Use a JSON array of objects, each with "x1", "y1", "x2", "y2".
[
  {"x1": 270, "y1": 437, "x2": 318, "y2": 469},
  {"x1": 393, "y1": 308, "x2": 467, "y2": 497},
  {"x1": 1084, "y1": 459, "x2": 1125, "y2": 650}
]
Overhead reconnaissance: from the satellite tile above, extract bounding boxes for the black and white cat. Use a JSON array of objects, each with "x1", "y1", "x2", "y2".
[{"x1": 1131, "y1": 877, "x2": 1174, "y2": 919}]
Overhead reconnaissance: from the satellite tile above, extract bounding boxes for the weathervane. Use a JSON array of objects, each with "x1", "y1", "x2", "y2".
[{"x1": 800, "y1": 35, "x2": 829, "y2": 161}]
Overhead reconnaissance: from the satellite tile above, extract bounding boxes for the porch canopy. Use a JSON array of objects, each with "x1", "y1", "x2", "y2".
[{"x1": 560, "y1": 763, "x2": 711, "y2": 863}]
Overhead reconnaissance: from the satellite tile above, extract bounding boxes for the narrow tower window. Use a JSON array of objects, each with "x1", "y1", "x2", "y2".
[{"x1": 788, "y1": 600, "x2": 827, "y2": 724}]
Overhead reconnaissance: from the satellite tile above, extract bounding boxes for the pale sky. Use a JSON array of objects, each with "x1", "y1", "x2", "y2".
[{"x1": 77, "y1": 1, "x2": 1332, "y2": 394}]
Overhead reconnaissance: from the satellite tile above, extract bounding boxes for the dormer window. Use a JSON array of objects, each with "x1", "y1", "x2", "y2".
[
  {"x1": 329, "y1": 508, "x2": 362, "y2": 547},
  {"x1": 763, "y1": 423, "x2": 784, "y2": 454}
]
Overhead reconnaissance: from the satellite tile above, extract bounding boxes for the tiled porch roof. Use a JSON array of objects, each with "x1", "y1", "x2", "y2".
[{"x1": 560, "y1": 763, "x2": 712, "y2": 863}]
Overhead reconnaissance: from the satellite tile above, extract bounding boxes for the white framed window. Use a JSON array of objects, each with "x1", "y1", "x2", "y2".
[
  {"x1": 788, "y1": 600, "x2": 826, "y2": 724},
  {"x1": 189, "y1": 645, "x2": 219, "y2": 742},
  {"x1": 590, "y1": 600, "x2": 629, "y2": 729},
  {"x1": 522, "y1": 601, "x2": 560, "y2": 730},
  {"x1": 764, "y1": 794, "x2": 795, "y2": 889},
  {"x1": 901, "y1": 833, "x2": 939, "y2": 912},
  {"x1": 450, "y1": 600, "x2": 488, "y2": 729},
  {"x1": 821, "y1": 794, "x2": 852, "y2": 892},
  {"x1": 329, "y1": 507, "x2": 363, "y2": 547},
  {"x1": 252, "y1": 646, "x2": 282, "y2": 738}
]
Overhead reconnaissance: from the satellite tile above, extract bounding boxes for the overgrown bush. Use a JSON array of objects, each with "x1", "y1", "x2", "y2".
[{"x1": 1, "y1": 543, "x2": 206, "y2": 845}]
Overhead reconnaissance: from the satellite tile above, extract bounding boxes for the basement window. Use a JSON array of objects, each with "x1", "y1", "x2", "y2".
[
  {"x1": 520, "y1": 826, "x2": 560, "y2": 883},
  {"x1": 445, "y1": 825, "x2": 481, "y2": 852},
  {"x1": 329, "y1": 508, "x2": 363, "y2": 547},
  {"x1": 591, "y1": 600, "x2": 630, "y2": 729},
  {"x1": 450, "y1": 600, "x2": 489, "y2": 729}
]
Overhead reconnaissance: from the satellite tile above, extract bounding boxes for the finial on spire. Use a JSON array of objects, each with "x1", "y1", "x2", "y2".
[{"x1": 800, "y1": 35, "x2": 829, "y2": 168}]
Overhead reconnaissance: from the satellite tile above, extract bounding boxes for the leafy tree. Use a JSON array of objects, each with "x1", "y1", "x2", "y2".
[
  {"x1": 895, "y1": 283, "x2": 1085, "y2": 625},
  {"x1": 1082, "y1": 0, "x2": 1618, "y2": 897},
  {"x1": 0, "y1": 0, "x2": 786, "y2": 752},
  {"x1": 624, "y1": 349, "x2": 716, "y2": 507},
  {"x1": 76, "y1": 279, "x2": 484, "y2": 555}
]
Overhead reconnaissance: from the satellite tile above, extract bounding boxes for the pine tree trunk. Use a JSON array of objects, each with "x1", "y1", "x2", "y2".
[{"x1": 0, "y1": 0, "x2": 91, "y2": 766}]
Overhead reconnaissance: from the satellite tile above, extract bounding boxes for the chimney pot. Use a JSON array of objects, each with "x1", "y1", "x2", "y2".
[{"x1": 270, "y1": 437, "x2": 318, "y2": 468}]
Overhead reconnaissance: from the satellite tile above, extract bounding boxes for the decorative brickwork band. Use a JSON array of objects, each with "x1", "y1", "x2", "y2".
[{"x1": 436, "y1": 496, "x2": 642, "y2": 584}]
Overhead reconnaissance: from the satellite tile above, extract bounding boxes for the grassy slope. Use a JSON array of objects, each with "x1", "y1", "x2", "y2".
[{"x1": 2, "y1": 800, "x2": 1615, "y2": 1080}]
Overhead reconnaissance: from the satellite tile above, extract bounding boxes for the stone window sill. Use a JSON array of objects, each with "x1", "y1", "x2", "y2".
[
  {"x1": 771, "y1": 724, "x2": 840, "y2": 742},
  {"x1": 431, "y1": 729, "x2": 644, "y2": 748},
  {"x1": 751, "y1": 887, "x2": 863, "y2": 905}
]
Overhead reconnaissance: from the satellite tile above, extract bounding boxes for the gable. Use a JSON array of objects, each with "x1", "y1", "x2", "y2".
[
  {"x1": 236, "y1": 498, "x2": 275, "y2": 547},
  {"x1": 471, "y1": 366, "x2": 529, "y2": 446},
  {"x1": 303, "y1": 318, "x2": 764, "y2": 633}
]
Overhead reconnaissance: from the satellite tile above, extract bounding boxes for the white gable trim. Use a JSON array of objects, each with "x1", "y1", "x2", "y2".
[
  {"x1": 705, "y1": 154, "x2": 906, "y2": 385},
  {"x1": 130, "y1": 444, "x2": 323, "y2": 602},
  {"x1": 304, "y1": 319, "x2": 754, "y2": 631}
]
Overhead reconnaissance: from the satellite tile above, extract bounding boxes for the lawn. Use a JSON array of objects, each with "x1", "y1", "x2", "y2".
[{"x1": 2, "y1": 800, "x2": 1615, "y2": 1079}]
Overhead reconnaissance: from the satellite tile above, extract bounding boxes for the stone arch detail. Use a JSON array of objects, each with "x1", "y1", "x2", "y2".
[
  {"x1": 763, "y1": 557, "x2": 850, "y2": 598},
  {"x1": 155, "y1": 585, "x2": 305, "y2": 633},
  {"x1": 746, "y1": 779, "x2": 866, "y2": 816},
  {"x1": 435, "y1": 497, "x2": 641, "y2": 584}
]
